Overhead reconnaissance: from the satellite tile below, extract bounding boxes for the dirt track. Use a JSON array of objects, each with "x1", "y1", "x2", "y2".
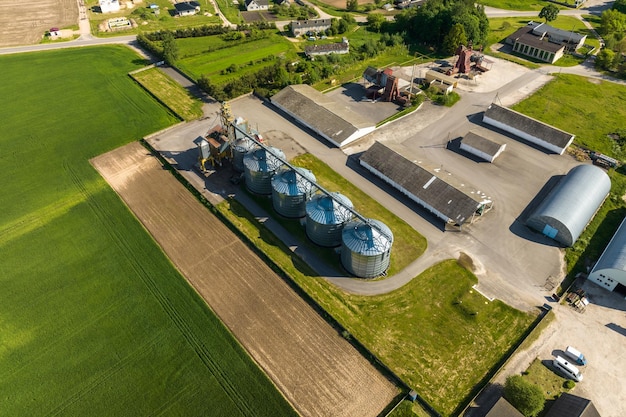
[
  {"x1": 91, "y1": 142, "x2": 398, "y2": 417},
  {"x1": 0, "y1": 0, "x2": 78, "y2": 47}
]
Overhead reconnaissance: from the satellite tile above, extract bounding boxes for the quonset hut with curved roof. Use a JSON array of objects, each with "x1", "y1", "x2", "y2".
[
  {"x1": 526, "y1": 164, "x2": 611, "y2": 247},
  {"x1": 341, "y1": 219, "x2": 393, "y2": 278},
  {"x1": 271, "y1": 167, "x2": 317, "y2": 218},
  {"x1": 306, "y1": 192, "x2": 353, "y2": 247},
  {"x1": 588, "y1": 217, "x2": 626, "y2": 293}
]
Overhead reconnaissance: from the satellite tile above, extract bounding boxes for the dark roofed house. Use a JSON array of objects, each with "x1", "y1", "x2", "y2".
[
  {"x1": 483, "y1": 103, "x2": 574, "y2": 155},
  {"x1": 245, "y1": 0, "x2": 269, "y2": 11},
  {"x1": 174, "y1": 1, "x2": 200, "y2": 16},
  {"x1": 305, "y1": 41, "x2": 349, "y2": 59},
  {"x1": 291, "y1": 19, "x2": 332, "y2": 37},
  {"x1": 359, "y1": 142, "x2": 492, "y2": 226},
  {"x1": 485, "y1": 397, "x2": 524, "y2": 417},
  {"x1": 271, "y1": 84, "x2": 375, "y2": 147},
  {"x1": 460, "y1": 131, "x2": 506, "y2": 163},
  {"x1": 505, "y1": 21, "x2": 586, "y2": 63},
  {"x1": 545, "y1": 393, "x2": 601, "y2": 417}
]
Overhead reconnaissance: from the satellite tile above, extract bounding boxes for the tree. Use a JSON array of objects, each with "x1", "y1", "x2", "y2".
[
  {"x1": 367, "y1": 13, "x2": 386, "y2": 32},
  {"x1": 161, "y1": 31, "x2": 179, "y2": 65},
  {"x1": 503, "y1": 375, "x2": 545, "y2": 417},
  {"x1": 600, "y1": 9, "x2": 626, "y2": 37},
  {"x1": 346, "y1": 0, "x2": 358, "y2": 12},
  {"x1": 596, "y1": 48, "x2": 616, "y2": 70},
  {"x1": 613, "y1": 0, "x2": 626, "y2": 14},
  {"x1": 443, "y1": 23, "x2": 467, "y2": 55},
  {"x1": 539, "y1": 4, "x2": 559, "y2": 23}
]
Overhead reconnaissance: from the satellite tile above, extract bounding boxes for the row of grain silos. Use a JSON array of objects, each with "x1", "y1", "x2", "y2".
[{"x1": 238, "y1": 145, "x2": 393, "y2": 278}]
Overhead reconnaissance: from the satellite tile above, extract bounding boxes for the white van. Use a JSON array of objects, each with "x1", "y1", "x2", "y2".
[
  {"x1": 553, "y1": 355, "x2": 583, "y2": 382},
  {"x1": 565, "y1": 346, "x2": 587, "y2": 366}
]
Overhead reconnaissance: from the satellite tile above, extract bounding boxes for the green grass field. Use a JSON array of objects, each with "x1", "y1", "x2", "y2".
[
  {"x1": 0, "y1": 46, "x2": 295, "y2": 416},
  {"x1": 131, "y1": 67, "x2": 204, "y2": 121},
  {"x1": 478, "y1": 0, "x2": 557, "y2": 11},
  {"x1": 177, "y1": 33, "x2": 296, "y2": 82}
]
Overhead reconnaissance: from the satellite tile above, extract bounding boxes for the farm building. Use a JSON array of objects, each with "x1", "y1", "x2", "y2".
[
  {"x1": 99, "y1": 0, "x2": 120, "y2": 13},
  {"x1": 245, "y1": 0, "x2": 269, "y2": 11},
  {"x1": 588, "y1": 217, "x2": 626, "y2": 293},
  {"x1": 424, "y1": 70, "x2": 458, "y2": 94},
  {"x1": 291, "y1": 19, "x2": 332, "y2": 37},
  {"x1": 483, "y1": 103, "x2": 575, "y2": 155},
  {"x1": 526, "y1": 164, "x2": 610, "y2": 247},
  {"x1": 305, "y1": 41, "x2": 349, "y2": 60},
  {"x1": 341, "y1": 218, "x2": 393, "y2": 278},
  {"x1": 544, "y1": 393, "x2": 601, "y2": 417},
  {"x1": 271, "y1": 84, "x2": 375, "y2": 147},
  {"x1": 359, "y1": 142, "x2": 492, "y2": 227},
  {"x1": 460, "y1": 131, "x2": 506, "y2": 162},
  {"x1": 505, "y1": 22, "x2": 586, "y2": 63},
  {"x1": 174, "y1": 1, "x2": 200, "y2": 16}
]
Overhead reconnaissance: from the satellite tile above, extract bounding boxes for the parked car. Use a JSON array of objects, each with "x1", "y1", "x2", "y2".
[{"x1": 565, "y1": 346, "x2": 587, "y2": 366}]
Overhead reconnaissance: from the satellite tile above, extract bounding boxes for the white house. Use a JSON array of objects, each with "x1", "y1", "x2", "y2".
[
  {"x1": 245, "y1": 0, "x2": 269, "y2": 11},
  {"x1": 99, "y1": 0, "x2": 120, "y2": 13}
]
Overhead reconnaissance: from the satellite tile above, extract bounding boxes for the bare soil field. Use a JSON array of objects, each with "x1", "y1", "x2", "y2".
[
  {"x1": 0, "y1": 0, "x2": 78, "y2": 47},
  {"x1": 91, "y1": 142, "x2": 398, "y2": 417}
]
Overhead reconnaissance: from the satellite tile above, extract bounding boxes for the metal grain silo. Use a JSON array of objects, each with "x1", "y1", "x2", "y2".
[
  {"x1": 232, "y1": 136, "x2": 257, "y2": 172},
  {"x1": 243, "y1": 147, "x2": 285, "y2": 195},
  {"x1": 272, "y1": 167, "x2": 317, "y2": 218},
  {"x1": 341, "y1": 218, "x2": 393, "y2": 278},
  {"x1": 305, "y1": 192, "x2": 353, "y2": 247}
]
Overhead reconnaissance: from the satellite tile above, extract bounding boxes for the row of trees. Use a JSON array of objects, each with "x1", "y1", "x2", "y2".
[{"x1": 596, "y1": 2, "x2": 626, "y2": 74}]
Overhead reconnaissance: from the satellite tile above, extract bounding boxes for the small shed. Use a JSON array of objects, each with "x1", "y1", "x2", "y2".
[{"x1": 460, "y1": 131, "x2": 506, "y2": 162}]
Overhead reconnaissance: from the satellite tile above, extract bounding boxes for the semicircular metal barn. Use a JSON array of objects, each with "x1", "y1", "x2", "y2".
[
  {"x1": 243, "y1": 147, "x2": 285, "y2": 195},
  {"x1": 305, "y1": 192, "x2": 353, "y2": 247},
  {"x1": 271, "y1": 167, "x2": 317, "y2": 218},
  {"x1": 526, "y1": 164, "x2": 611, "y2": 247},
  {"x1": 341, "y1": 218, "x2": 393, "y2": 278}
]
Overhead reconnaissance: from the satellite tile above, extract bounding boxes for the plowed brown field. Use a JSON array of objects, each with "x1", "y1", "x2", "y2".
[
  {"x1": 0, "y1": 0, "x2": 78, "y2": 47},
  {"x1": 91, "y1": 142, "x2": 398, "y2": 417}
]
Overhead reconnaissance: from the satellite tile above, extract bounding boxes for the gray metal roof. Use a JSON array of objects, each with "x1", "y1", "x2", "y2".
[
  {"x1": 359, "y1": 142, "x2": 483, "y2": 225},
  {"x1": 243, "y1": 147, "x2": 285, "y2": 173},
  {"x1": 544, "y1": 393, "x2": 601, "y2": 417},
  {"x1": 306, "y1": 192, "x2": 353, "y2": 225},
  {"x1": 531, "y1": 22, "x2": 586, "y2": 44},
  {"x1": 526, "y1": 164, "x2": 611, "y2": 247},
  {"x1": 271, "y1": 167, "x2": 316, "y2": 196},
  {"x1": 342, "y1": 219, "x2": 393, "y2": 255},
  {"x1": 271, "y1": 84, "x2": 372, "y2": 145},
  {"x1": 484, "y1": 104, "x2": 574, "y2": 149},
  {"x1": 291, "y1": 19, "x2": 332, "y2": 29},
  {"x1": 461, "y1": 131, "x2": 503, "y2": 156},
  {"x1": 591, "y1": 216, "x2": 626, "y2": 274}
]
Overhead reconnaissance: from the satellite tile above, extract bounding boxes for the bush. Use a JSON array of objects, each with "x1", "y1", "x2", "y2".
[
  {"x1": 564, "y1": 380, "x2": 576, "y2": 390},
  {"x1": 504, "y1": 375, "x2": 545, "y2": 417}
]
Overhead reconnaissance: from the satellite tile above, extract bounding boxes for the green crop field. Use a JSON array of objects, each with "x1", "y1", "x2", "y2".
[
  {"x1": 0, "y1": 46, "x2": 295, "y2": 416},
  {"x1": 177, "y1": 33, "x2": 296, "y2": 82}
]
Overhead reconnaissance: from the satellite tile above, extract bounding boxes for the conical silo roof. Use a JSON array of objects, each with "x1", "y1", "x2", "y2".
[
  {"x1": 272, "y1": 167, "x2": 316, "y2": 196},
  {"x1": 243, "y1": 147, "x2": 285, "y2": 173},
  {"x1": 342, "y1": 219, "x2": 393, "y2": 255},
  {"x1": 306, "y1": 192, "x2": 353, "y2": 225}
]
